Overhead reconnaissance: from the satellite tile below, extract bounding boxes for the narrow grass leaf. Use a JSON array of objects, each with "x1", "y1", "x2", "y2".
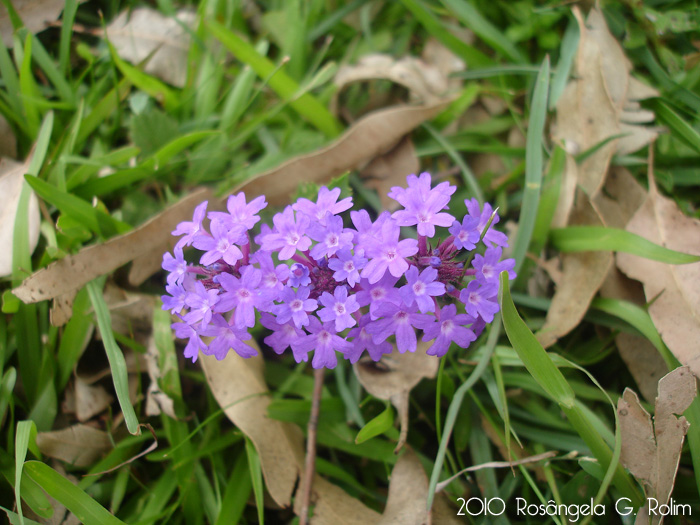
[
  {"x1": 24, "y1": 461, "x2": 127, "y2": 525},
  {"x1": 15, "y1": 420, "x2": 36, "y2": 525},
  {"x1": 355, "y1": 404, "x2": 394, "y2": 444},
  {"x1": 549, "y1": 17, "x2": 579, "y2": 110},
  {"x1": 498, "y1": 272, "x2": 575, "y2": 408},
  {"x1": 18, "y1": 34, "x2": 39, "y2": 136},
  {"x1": 207, "y1": 20, "x2": 341, "y2": 137},
  {"x1": 454, "y1": 65, "x2": 542, "y2": 79},
  {"x1": 20, "y1": 31, "x2": 75, "y2": 105},
  {"x1": 650, "y1": 99, "x2": 700, "y2": 154},
  {"x1": 59, "y1": 0, "x2": 78, "y2": 75},
  {"x1": 245, "y1": 437, "x2": 264, "y2": 525},
  {"x1": 77, "y1": 79, "x2": 131, "y2": 145},
  {"x1": 550, "y1": 226, "x2": 700, "y2": 264},
  {"x1": 511, "y1": 56, "x2": 549, "y2": 276},
  {"x1": 215, "y1": 451, "x2": 251, "y2": 525},
  {"x1": 86, "y1": 280, "x2": 140, "y2": 435}
]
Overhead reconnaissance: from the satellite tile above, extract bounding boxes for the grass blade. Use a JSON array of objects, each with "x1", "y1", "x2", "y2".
[
  {"x1": 245, "y1": 437, "x2": 264, "y2": 525},
  {"x1": 355, "y1": 404, "x2": 393, "y2": 444},
  {"x1": 650, "y1": 99, "x2": 700, "y2": 154}
]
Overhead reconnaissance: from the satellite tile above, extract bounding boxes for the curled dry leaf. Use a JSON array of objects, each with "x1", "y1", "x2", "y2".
[
  {"x1": 617, "y1": 366, "x2": 696, "y2": 525},
  {"x1": 377, "y1": 450, "x2": 429, "y2": 525},
  {"x1": 200, "y1": 347, "x2": 381, "y2": 522},
  {"x1": 353, "y1": 343, "x2": 438, "y2": 453},
  {"x1": 239, "y1": 100, "x2": 452, "y2": 207},
  {"x1": 617, "y1": 172, "x2": 700, "y2": 377},
  {"x1": 36, "y1": 424, "x2": 112, "y2": 468},
  {"x1": 144, "y1": 336, "x2": 176, "y2": 419},
  {"x1": 537, "y1": 190, "x2": 612, "y2": 348},
  {"x1": 62, "y1": 375, "x2": 113, "y2": 422},
  {"x1": 106, "y1": 8, "x2": 196, "y2": 88},
  {"x1": 0, "y1": 0, "x2": 87, "y2": 47},
  {"x1": 103, "y1": 284, "x2": 155, "y2": 345},
  {"x1": 0, "y1": 158, "x2": 40, "y2": 277},
  {"x1": 13, "y1": 188, "x2": 214, "y2": 322},
  {"x1": 553, "y1": 7, "x2": 658, "y2": 199}
]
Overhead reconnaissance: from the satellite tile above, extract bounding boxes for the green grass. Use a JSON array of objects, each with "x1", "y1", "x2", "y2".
[{"x1": 1, "y1": 0, "x2": 699, "y2": 523}]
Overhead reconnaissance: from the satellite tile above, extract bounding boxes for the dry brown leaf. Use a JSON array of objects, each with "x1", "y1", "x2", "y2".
[
  {"x1": 377, "y1": 450, "x2": 429, "y2": 525},
  {"x1": 72, "y1": 376, "x2": 113, "y2": 422},
  {"x1": 354, "y1": 343, "x2": 438, "y2": 453},
  {"x1": 239, "y1": 100, "x2": 452, "y2": 207},
  {"x1": 0, "y1": 158, "x2": 41, "y2": 277},
  {"x1": 36, "y1": 425, "x2": 112, "y2": 468},
  {"x1": 617, "y1": 172, "x2": 700, "y2": 377},
  {"x1": 537, "y1": 190, "x2": 613, "y2": 347},
  {"x1": 0, "y1": 0, "x2": 87, "y2": 47},
  {"x1": 106, "y1": 8, "x2": 195, "y2": 88},
  {"x1": 360, "y1": 136, "x2": 419, "y2": 210},
  {"x1": 553, "y1": 7, "x2": 658, "y2": 197},
  {"x1": 103, "y1": 284, "x2": 155, "y2": 345},
  {"x1": 13, "y1": 188, "x2": 213, "y2": 318},
  {"x1": 144, "y1": 336, "x2": 176, "y2": 419},
  {"x1": 0, "y1": 115, "x2": 16, "y2": 158},
  {"x1": 618, "y1": 367, "x2": 696, "y2": 525},
  {"x1": 293, "y1": 476, "x2": 381, "y2": 525}
]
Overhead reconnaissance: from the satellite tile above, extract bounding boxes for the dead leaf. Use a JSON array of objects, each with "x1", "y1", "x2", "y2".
[
  {"x1": 0, "y1": 0, "x2": 86, "y2": 47},
  {"x1": 144, "y1": 336, "x2": 176, "y2": 419},
  {"x1": 239, "y1": 100, "x2": 452, "y2": 207},
  {"x1": 293, "y1": 476, "x2": 381, "y2": 525},
  {"x1": 106, "y1": 8, "x2": 196, "y2": 88},
  {"x1": 537, "y1": 190, "x2": 613, "y2": 347},
  {"x1": 13, "y1": 188, "x2": 214, "y2": 321},
  {"x1": 36, "y1": 425, "x2": 112, "y2": 468},
  {"x1": 0, "y1": 115, "x2": 16, "y2": 158},
  {"x1": 103, "y1": 284, "x2": 155, "y2": 344},
  {"x1": 618, "y1": 366, "x2": 696, "y2": 525},
  {"x1": 617, "y1": 172, "x2": 700, "y2": 377},
  {"x1": 377, "y1": 450, "x2": 429, "y2": 525},
  {"x1": 0, "y1": 158, "x2": 41, "y2": 277},
  {"x1": 553, "y1": 7, "x2": 658, "y2": 197},
  {"x1": 421, "y1": 38, "x2": 465, "y2": 91},
  {"x1": 354, "y1": 344, "x2": 438, "y2": 453},
  {"x1": 72, "y1": 376, "x2": 113, "y2": 422},
  {"x1": 360, "y1": 136, "x2": 419, "y2": 210}
]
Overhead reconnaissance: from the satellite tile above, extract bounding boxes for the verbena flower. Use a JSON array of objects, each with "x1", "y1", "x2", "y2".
[{"x1": 163, "y1": 174, "x2": 515, "y2": 368}]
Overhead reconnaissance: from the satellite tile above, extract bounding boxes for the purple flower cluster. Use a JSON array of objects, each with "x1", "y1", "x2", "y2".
[{"x1": 162, "y1": 173, "x2": 515, "y2": 368}]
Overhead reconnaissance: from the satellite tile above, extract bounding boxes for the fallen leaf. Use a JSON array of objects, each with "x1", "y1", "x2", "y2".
[
  {"x1": 13, "y1": 188, "x2": 214, "y2": 321},
  {"x1": 360, "y1": 136, "x2": 420, "y2": 210},
  {"x1": 239, "y1": 100, "x2": 452, "y2": 206},
  {"x1": 73, "y1": 376, "x2": 113, "y2": 422},
  {"x1": 553, "y1": 7, "x2": 658, "y2": 197},
  {"x1": 617, "y1": 171, "x2": 700, "y2": 377},
  {"x1": 144, "y1": 336, "x2": 176, "y2": 419},
  {"x1": 0, "y1": 115, "x2": 16, "y2": 158},
  {"x1": 377, "y1": 450, "x2": 429, "y2": 525},
  {"x1": 293, "y1": 476, "x2": 381, "y2": 525},
  {"x1": 36, "y1": 425, "x2": 112, "y2": 468},
  {"x1": 0, "y1": 0, "x2": 86, "y2": 47},
  {"x1": 618, "y1": 366, "x2": 696, "y2": 525},
  {"x1": 0, "y1": 158, "x2": 41, "y2": 277},
  {"x1": 103, "y1": 284, "x2": 155, "y2": 345},
  {"x1": 354, "y1": 343, "x2": 438, "y2": 453},
  {"x1": 105, "y1": 8, "x2": 196, "y2": 88},
  {"x1": 549, "y1": 153, "x2": 577, "y2": 229},
  {"x1": 537, "y1": 190, "x2": 612, "y2": 347}
]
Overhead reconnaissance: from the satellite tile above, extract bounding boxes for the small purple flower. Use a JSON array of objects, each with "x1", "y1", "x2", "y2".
[
  {"x1": 202, "y1": 314, "x2": 257, "y2": 360},
  {"x1": 366, "y1": 302, "x2": 422, "y2": 353},
  {"x1": 459, "y1": 280, "x2": 500, "y2": 323},
  {"x1": 293, "y1": 186, "x2": 353, "y2": 225},
  {"x1": 183, "y1": 281, "x2": 220, "y2": 328},
  {"x1": 173, "y1": 200, "x2": 208, "y2": 248},
  {"x1": 209, "y1": 192, "x2": 267, "y2": 231},
  {"x1": 345, "y1": 316, "x2": 393, "y2": 363},
  {"x1": 351, "y1": 210, "x2": 389, "y2": 256},
  {"x1": 328, "y1": 250, "x2": 366, "y2": 287},
  {"x1": 318, "y1": 286, "x2": 360, "y2": 332},
  {"x1": 297, "y1": 317, "x2": 353, "y2": 369},
  {"x1": 288, "y1": 262, "x2": 311, "y2": 287},
  {"x1": 217, "y1": 266, "x2": 264, "y2": 329},
  {"x1": 399, "y1": 266, "x2": 446, "y2": 313},
  {"x1": 414, "y1": 304, "x2": 476, "y2": 357},
  {"x1": 253, "y1": 251, "x2": 289, "y2": 295},
  {"x1": 172, "y1": 319, "x2": 206, "y2": 362},
  {"x1": 259, "y1": 206, "x2": 311, "y2": 260},
  {"x1": 272, "y1": 286, "x2": 318, "y2": 328},
  {"x1": 162, "y1": 282, "x2": 188, "y2": 313},
  {"x1": 193, "y1": 219, "x2": 246, "y2": 266},
  {"x1": 260, "y1": 313, "x2": 308, "y2": 363},
  {"x1": 308, "y1": 214, "x2": 353, "y2": 260},
  {"x1": 472, "y1": 247, "x2": 516, "y2": 283},
  {"x1": 355, "y1": 275, "x2": 401, "y2": 319},
  {"x1": 391, "y1": 173, "x2": 456, "y2": 237},
  {"x1": 361, "y1": 221, "x2": 418, "y2": 283},
  {"x1": 465, "y1": 198, "x2": 509, "y2": 247},
  {"x1": 448, "y1": 215, "x2": 480, "y2": 250},
  {"x1": 162, "y1": 244, "x2": 188, "y2": 286}
]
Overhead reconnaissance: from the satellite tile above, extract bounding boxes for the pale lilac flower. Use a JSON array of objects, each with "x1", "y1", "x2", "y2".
[
  {"x1": 162, "y1": 245, "x2": 188, "y2": 286},
  {"x1": 202, "y1": 314, "x2": 257, "y2": 359},
  {"x1": 193, "y1": 218, "x2": 245, "y2": 266},
  {"x1": 261, "y1": 314, "x2": 308, "y2": 363},
  {"x1": 354, "y1": 275, "x2": 401, "y2": 319},
  {"x1": 209, "y1": 192, "x2": 267, "y2": 231},
  {"x1": 345, "y1": 316, "x2": 393, "y2": 363},
  {"x1": 473, "y1": 247, "x2": 516, "y2": 283},
  {"x1": 448, "y1": 215, "x2": 480, "y2": 250},
  {"x1": 172, "y1": 320, "x2": 206, "y2": 362},
  {"x1": 465, "y1": 198, "x2": 508, "y2": 247},
  {"x1": 459, "y1": 280, "x2": 499, "y2": 323},
  {"x1": 293, "y1": 186, "x2": 353, "y2": 225},
  {"x1": 297, "y1": 317, "x2": 353, "y2": 369},
  {"x1": 308, "y1": 215, "x2": 353, "y2": 260},
  {"x1": 351, "y1": 210, "x2": 389, "y2": 255},
  {"x1": 361, "y1": 221, "x2": 418, "y2": 283},
  {"x1": 253, "y1": 251, "x2": 289, "y2": 294},
  {"x1": 173, "y1": 201, "x2": 208, "y2": 248},
  {"x1": 318, "y1": 286, "x2": 359, "y2": 332},
  {"x1": 183, "y1": 281, "x2": 220, "y2": 328},
  {"x1": 272, "y1": 286, "x2": 318, "y2": 328},
  {"x1": 391, "y1": 173, "x2": 456, "y2": 237},
  {"x1": 366, "y1": 302, "x2": 422, "y2": 353},
  {"x1": 217, "y1": 266, "x2": 264, "y2": 329},
  {"x1": 415, "y1": 304, "x2": 476, "y2": 357},
  {"x1": 258, "y1": 206, "x2": 311, "y2": 260},
  {"x1": 162, "y1": 282, "x2": 188, "y2": 313},
  {"x1": 399, "y1": 266, "x2": 446, "y2": 313},
  {"x1": 288, "y1": 262, "x2": 311, "y2": 287},
  {"x1": 328, "y1": 250, "x2": 366, "y2": 287}
]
